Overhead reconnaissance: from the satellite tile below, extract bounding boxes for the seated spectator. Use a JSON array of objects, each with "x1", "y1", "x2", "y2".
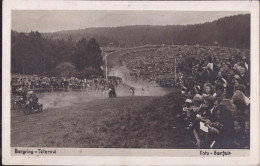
[
  {"x1": 202, "y1": 83, "x2": 213, "y2": 98},
  {"x1": 205, "y1": 104, "x2": 235, "y2": 149},
  {"x1": 232, "y1": 89, "x2": 250, "y2": 116},
  {"x1": 213, "y1": 85, "x2": 224, "y2": 98}
]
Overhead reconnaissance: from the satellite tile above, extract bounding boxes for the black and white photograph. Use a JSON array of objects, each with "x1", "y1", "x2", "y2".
[
  {"x1": 10, "y1": 10, "x2": 252, "y2": 149},
  {"x1": 2, "y1": 0, "x2": 260, "y2": 165}
]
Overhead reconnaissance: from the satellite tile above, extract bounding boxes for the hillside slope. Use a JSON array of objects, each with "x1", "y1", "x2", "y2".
[{"x1": 11, "y1": 91, "x2": 194, "y2": 148}]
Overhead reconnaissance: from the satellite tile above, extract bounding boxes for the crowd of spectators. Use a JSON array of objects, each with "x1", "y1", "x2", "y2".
[
  {"x1": 11, "y1": 75, "x2": 122, "y2": 95},
  {"x1": 175, "y1": 46, "x2": 250, "y2": 149},
  {"x1": 122, "y1": 47, "x2": 176, "y2": 87},
  {"x1": 123, "y1": 45, "x2": 249, "y2": 88},
  {"x1": 123, "y1": 45, "x2": 250, "y2": 149}
]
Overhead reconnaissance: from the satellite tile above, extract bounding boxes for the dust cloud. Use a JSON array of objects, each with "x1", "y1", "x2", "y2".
[
  {"x1": 108, "y1": 66, "x2": 167, "y2": 96},
  {"x1": 38, "y1": 91, "x2": 107, "y2": 109},
  {"x1": 38, "y1": 65, "x2": 168, "y2": 109}
]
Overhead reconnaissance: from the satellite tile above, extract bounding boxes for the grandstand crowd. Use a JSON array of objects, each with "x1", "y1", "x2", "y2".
[
  {"x1": 123, "y1": 45, "x2": 250, "y2": 149},
  {"x1": 123, "y1": 47, "x2": 176, "y2": 87},
  {"x1": 123, "y1": 45, "x2": 249, "y2": 88}
]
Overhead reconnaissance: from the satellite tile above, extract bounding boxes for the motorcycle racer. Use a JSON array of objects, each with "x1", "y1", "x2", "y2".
[{"x1": 26, "y1": 91, "x2": 41, "y2": 112}]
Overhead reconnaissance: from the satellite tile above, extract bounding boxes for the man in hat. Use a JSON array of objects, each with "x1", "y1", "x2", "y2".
[{"x1": 240, "y1": 56, "x2": 249, "y2": 71}]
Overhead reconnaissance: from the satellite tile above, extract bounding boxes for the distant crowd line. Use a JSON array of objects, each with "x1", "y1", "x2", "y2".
[{"x1": 11, "y1": 75, "x2": 122, "y2": 95}]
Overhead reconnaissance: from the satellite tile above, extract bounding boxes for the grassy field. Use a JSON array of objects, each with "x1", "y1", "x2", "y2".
[{"x1": 11, "y1": 90, "x2": 194, "y2": 148}]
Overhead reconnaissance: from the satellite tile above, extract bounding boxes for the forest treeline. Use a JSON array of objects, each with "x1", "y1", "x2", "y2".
[
  {"x1": 11, "y1": 31, "x2": 103, "y2": 77},
  {"x1": 43, "y1": 14, "x2": 250, "y2": 49}
]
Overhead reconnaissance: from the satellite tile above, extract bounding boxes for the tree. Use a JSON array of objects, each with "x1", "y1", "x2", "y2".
[
  {"x1": 55, "y1": 62, "x2": 76, "y2": 77},
  {"x1": 75, "y1": 37, "x2": 103, "y2": 71},
  {"x1": 74, "y1": 66, "x2": 103, "y2": 79},
  {"x1": 75, "y1": 38, "x2": 88, "y2": 70},
  {"x1": 11, "y1": 31, "x2": 103, "y2": 76},
  {"x1": 86, "y1": 38, "x2": 102, "y2": 70}
]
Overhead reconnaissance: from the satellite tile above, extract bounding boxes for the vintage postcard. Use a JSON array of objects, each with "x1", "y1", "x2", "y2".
[{"x1": 2, "y1": 0, "x2": 260, "y2": 165}]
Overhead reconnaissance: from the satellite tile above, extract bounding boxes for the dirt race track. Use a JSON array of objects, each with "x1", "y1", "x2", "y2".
[{"x1": 11, "y1": 91, "x2": 195, "y2": 148}]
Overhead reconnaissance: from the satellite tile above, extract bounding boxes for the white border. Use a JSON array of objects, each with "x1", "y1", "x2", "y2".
[{"x1": 2, "y1": 1, "x2": 259, "y2": 165}]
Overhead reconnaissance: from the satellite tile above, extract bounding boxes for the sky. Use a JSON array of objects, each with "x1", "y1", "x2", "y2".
[{"x1": 12, "y1": 10, "x2": 249, "y2": 32}]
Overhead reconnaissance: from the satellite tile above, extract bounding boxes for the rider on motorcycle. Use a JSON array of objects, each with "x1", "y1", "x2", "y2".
[
  {"x1": 129, "y1": 87, "x2": 135, "y2": 96},
  {"x1": 108, "y1": 84, "x2": 116, "y2": 97},
  {"x1": 108, "y1": 84, "x2": 115, "y2": 91},
  {"x1": 27, "y1": 91, "x2": 40, "y2": 111}
]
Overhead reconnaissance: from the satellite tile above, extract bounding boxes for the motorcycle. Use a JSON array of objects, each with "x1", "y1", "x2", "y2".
[
  {"x1": 108, "y1": 88, "x2": 116, "y2": 98},
  {"x1": 23, "y1": 100, "x2": 43, "y2": 115}
]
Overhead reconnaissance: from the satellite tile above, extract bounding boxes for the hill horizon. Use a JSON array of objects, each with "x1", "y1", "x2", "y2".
[
  {"x1": 12, "y1": 14, "x2": 248, "y2": 33},
  {"x1": 12, "y1": 14, "x2": 250, "y2": 49}
]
